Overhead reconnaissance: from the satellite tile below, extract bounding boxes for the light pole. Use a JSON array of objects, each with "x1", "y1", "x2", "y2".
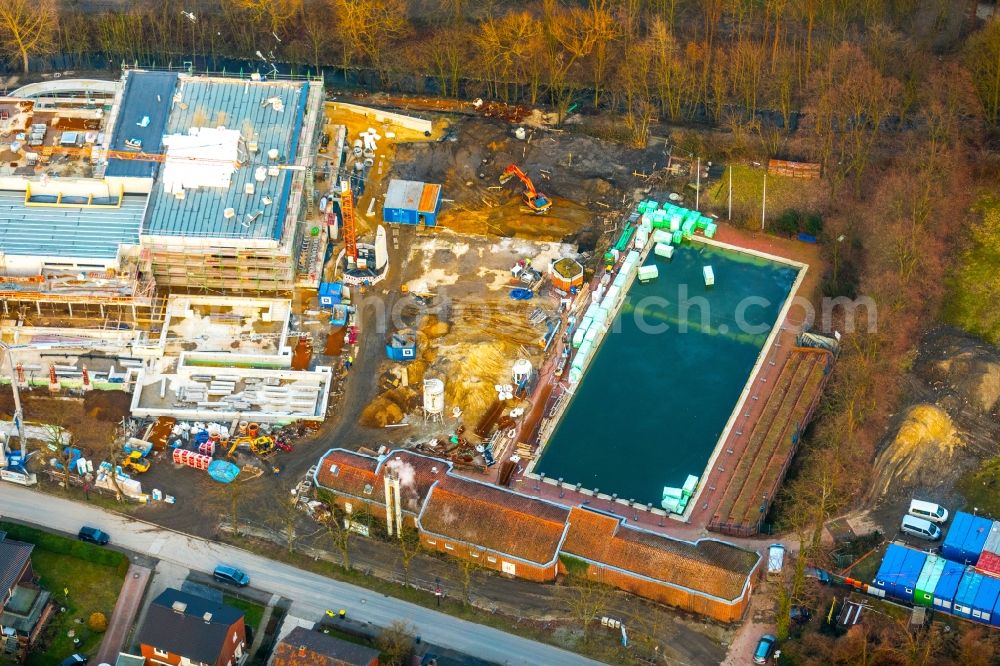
[{"x1": 761, "y1": 169, "x2": 767, "y2": 231}]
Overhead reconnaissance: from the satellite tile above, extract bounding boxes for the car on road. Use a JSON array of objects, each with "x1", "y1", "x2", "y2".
[
  {"x1": 59, "y1": 654, "x2": 87, "y2": 666},
  {"x1": 213, "y1": 564, "x2": 250, "y2": 587},
  {"x1": 753, "y1": 634, "x2": 777, "y2": 664},
  {"x1": 77, "y1": 526, "x2": 110, "y2": 545}
]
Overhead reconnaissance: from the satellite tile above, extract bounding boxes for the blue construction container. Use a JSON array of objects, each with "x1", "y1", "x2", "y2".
[
  {"x1": 954, "y1": 570, "x2": 985, "y2": 618},
  {"x1": 383, "y1": 179, "x2": 442, "y2": 226},
  {"x1": 874, "y1": 543, "x2": 908, "y2": 597},
  {"x1": 972, "y1": 574, "x2": 1000, "y2": 624},
  {"x1": 942, "y1": 512, "x2": 993, "y2": 564},
  {"x1": 318, "y1": 281, "x2": 343, "y2": 308},
  {"x1": 894, "y1": 548, "x2": 928, "y2": 601},
  {"x1": 932, "y1": 560, "x2": 966, "y2": 611},
  {"x1": 874, "y1": 544, "x2": 927, "y2": 601}
]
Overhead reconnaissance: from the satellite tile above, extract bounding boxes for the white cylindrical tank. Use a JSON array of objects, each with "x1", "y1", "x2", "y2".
[
  {"x1": 423, "y1": 378, "x2": 445, "y2": 415},
  {"x1": 254, "y1": 166, "x2": 267, "y2": 182},
  {"x1": 512, "y1": 358, "x2": 532, "y2": 385}
]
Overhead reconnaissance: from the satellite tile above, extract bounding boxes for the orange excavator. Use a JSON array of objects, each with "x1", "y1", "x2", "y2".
[{"x1": 499, "y1": 164, "x2": 552, "y2": 214}]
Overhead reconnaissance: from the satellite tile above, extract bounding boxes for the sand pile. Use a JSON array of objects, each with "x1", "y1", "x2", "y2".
[
  {"x1": 360, "y1": 386, "x2": 419, "y2": 427},
  {"x1": 871, "y1": 404, "x2": 962, "y2": 497},
  {"x1": 445, "y1": 341, "x2": 516, "y2": 424}
]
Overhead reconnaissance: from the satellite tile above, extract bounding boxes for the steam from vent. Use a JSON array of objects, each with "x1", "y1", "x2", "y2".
[{"x1": 385, "y1": 457, "x2": 417, "y2": 490}]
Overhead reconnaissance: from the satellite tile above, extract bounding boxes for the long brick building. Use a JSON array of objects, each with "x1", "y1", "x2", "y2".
[{"x1": 314, "y1": 448, "x2": 762, "y2": 622}]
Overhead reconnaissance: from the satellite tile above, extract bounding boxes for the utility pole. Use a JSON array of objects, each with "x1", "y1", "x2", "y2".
[
  {"x1": 727, "y1": 165, "x2": 733, "y2": 221},
  {"x1": 761, "y1": 169, "x2": 767, "y2": 231},
  {"x1": 695, "y1": 157, "x2": 701, "y2": 211}
]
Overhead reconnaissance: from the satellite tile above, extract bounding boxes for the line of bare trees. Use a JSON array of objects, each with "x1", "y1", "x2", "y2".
[{"x1": 0, "y1": 0, "x2": 997, "y2": 132}]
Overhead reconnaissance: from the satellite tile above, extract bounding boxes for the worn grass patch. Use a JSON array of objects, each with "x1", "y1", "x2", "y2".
[
  {"x1": 957, "y1": 454, "x2": 1000, "y2": 520},
  {"x1": 702, "y1": 164, "x2": 824, "y2": 230},
  {"x1": 0, "y1": 522, "x2": 128, "y2": 666}
]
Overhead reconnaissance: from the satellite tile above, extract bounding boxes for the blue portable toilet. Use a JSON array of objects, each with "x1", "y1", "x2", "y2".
[
  {"x1": 933, "y1": 560, "x2": 966, "y2": 611},
  {"x1": 942, "y1": 512, "x2": 993, "y2": 564},
  {"x1": 972, "y1": 573, "x2": 1000, "y2": 624},
  {"x1": 319, "y1": 281, "x2": 343, "y2": 309},
  {"x1": 953, "y1": 570, "x2": 985, "y2": 619}
]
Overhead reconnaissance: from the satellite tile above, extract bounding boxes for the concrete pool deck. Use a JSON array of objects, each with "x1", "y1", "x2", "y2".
[{"x1": 500, "y1": 229, "x2": 816, "y2": 536}]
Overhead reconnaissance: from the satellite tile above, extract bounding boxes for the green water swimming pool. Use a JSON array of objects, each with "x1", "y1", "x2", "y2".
[{"x1": 536, "y1": 242, "x2": 800, "y2": 508}]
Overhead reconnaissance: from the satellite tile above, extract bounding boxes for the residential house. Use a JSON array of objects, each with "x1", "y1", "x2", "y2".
[
  {"x1": 0, "y1": 531, "x2": 54, "y2": 661},
  {"x1": 137, "y1": 589, "x2": 246, "y2": 666},
  {"x1": 268, "y1": 627, "x2": 379, "y2": 666}
]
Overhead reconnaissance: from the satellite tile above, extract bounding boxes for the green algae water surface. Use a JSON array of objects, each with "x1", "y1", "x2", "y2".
[{"x1": 536, "y1": 243, "x2": 799, "y2": 507}]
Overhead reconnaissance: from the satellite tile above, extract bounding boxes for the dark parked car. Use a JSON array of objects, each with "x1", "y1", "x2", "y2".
[
  {"x1": 753, "y1": 634, "x2": 777, "y2": 664},
  {"x1": 77, "y1": 526, "x2": 109, "y2": 545},
  {"x1": 790, "y1": 605, "x2": 813, "y2": 624},
  {"x1": 213, "y1": 564, "x2": 250, "y2": 587},
  {"x1": 59, "y1": 654, "x2": 87, "y2": 666}
]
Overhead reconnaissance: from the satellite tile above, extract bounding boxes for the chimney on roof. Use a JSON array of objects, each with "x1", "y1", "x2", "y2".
[
  {"x1": 203, "y1": 612, "x2": 213, "y2": 623},
  {"x1": 171, "y1": 601, "x2": 187, "y2": 613},
  {"x1": 298, "y1": 646, "x2": 307, "y2": 657}
]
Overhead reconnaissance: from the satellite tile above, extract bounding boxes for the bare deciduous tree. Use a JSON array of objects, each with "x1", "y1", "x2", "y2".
[{"x1": 0, "y1": 0, "x2": 56, "y2": 73}]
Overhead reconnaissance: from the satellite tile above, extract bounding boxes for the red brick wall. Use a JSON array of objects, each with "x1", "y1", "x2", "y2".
[{"x1": 419, "y1": 533, "x2": 557, "y2": 582}]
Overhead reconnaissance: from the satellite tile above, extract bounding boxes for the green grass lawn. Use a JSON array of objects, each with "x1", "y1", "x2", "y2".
[
  {"x1": 0, "y1": 522, "x2": 128, "y2": 666},
  {"x1": 702, "y1": 164, "x2": 824, "y2": 229},
  {"x1": 223, "y1": 595, "x2": 266, "y2": 634}
]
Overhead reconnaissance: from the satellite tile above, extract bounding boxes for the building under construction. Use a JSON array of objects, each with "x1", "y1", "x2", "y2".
[{"x1": 0, "y1": 69, "x2": 325, "y2": 327}]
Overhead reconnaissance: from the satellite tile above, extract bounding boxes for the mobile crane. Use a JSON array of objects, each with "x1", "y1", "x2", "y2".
[{"x1": 499, "y1": 164, "x2": 552, "y2": 214}]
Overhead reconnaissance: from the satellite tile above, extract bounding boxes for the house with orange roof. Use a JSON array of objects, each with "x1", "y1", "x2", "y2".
[
  {"x1": 560, "y1": 506, "x2": 761, "y2": 622},
  {"x1": 417, "y1": 476, "x2": 571, "y2": 582}
]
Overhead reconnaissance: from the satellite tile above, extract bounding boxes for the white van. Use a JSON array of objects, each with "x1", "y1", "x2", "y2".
[
  {"x1": 908, "y1": 499, "x2": 949, "y2": 524},
  {"x1": 767, "y1": 544, "x2": 785, "y2": 578},
  {"x1": 901, "y1": 515, "x2": 942, "y2": 541}
]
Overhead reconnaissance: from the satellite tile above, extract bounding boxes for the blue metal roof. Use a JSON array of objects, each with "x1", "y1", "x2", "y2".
[
  {"x1": 105, "y1": 71, "x2": 178, "y2": 178},
  {"x1": 0, "y1": 190, "x2": 145, "y2": 259},
  {"x1": 933, "y1": 560, "x2": 966, "y2": 608},
  {"x1": 942, "y1": 512, "x2": 993, "y2": 564},
  {"x1": 142, "y1": 77, "x2": 308, "y2": 241}
]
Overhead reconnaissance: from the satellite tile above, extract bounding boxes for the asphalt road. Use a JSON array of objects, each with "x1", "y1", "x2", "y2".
[{"x1": 0, "y1": 485, "x2": 604, "y2": 666}]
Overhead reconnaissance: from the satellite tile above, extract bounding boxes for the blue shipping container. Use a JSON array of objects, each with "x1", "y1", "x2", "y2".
[
  {"x1": 972, "y1": 574, "x2": 1000, "y2": 624},
  {"x1": 953, "y1": 571, "x2": 985, "y2": 618},
  {"x1": 942, "y1": 512, "x2": 993, "y2": 564},
  {"x1": 933, "y1": 560, "x2": 966, "y2": 610},
  {"x1": 874, "y1": 543, "x2": 909, "y2": 596},
  {"x1": 893, "y1": 549, "x2": 928, "y2": 601}
]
